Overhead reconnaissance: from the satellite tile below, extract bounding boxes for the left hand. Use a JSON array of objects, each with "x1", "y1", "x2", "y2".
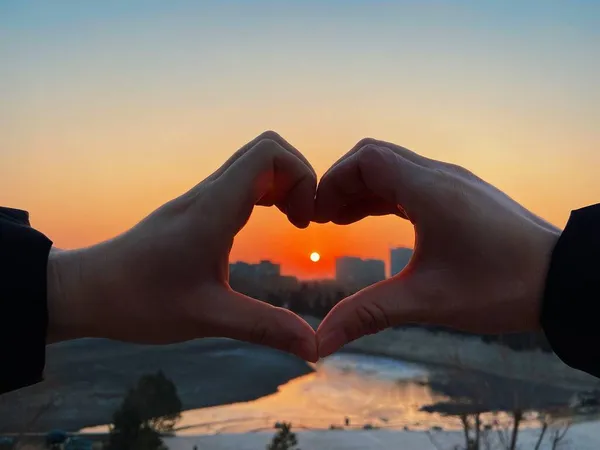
[
  {"x1": 47, "y1": 131, "x2": 318, "y2": 362},
  {"x1": 313, "y1": 138, "x2": 559, "y2": 358}
]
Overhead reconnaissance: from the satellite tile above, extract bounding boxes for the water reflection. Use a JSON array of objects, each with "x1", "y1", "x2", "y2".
[
  {"x1": 83, "y1": 352, "x2": 588, "y2": 436},
  {"x1": 171, "y1": 353, "x2": 569, "y2": 435},
  {"x1": 171, "y1": 354, "x2": 442, "y2": 434}
]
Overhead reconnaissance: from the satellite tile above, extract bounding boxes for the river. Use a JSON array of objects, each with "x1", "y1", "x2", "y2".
[
  {"x1": 171, "y1": 352, "x2": 573, "y2": 435},
  {"x1": 79, "y1": 346, "x2": 582, "y2": 437}
]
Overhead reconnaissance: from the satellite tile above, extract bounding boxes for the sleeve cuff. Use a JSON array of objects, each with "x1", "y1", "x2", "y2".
[
  {"x1": 541, "y1": 204, "x2": 600, "y2": 378},
  {"x1": 0, "y1": 207, "x2": 53, "y2": 393}
]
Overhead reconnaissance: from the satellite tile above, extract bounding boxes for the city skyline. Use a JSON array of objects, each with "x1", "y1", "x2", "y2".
[
  {"x1": 230, "y1": 246, "x2": 413, "y2": 281},
  {"x1": 2, "y1": 1, "x2": 599, "y2": 279}
]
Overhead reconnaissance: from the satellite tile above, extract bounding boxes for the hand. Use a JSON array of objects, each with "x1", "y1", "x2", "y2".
[
  {"x1": 314, "y1": 138, "x2": 561, "y2": 358},
  {"x1": 47, "y1": 131, "x2": 318, "y2": 362}
]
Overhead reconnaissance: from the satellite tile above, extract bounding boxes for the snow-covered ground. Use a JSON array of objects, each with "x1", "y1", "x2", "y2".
[
  {"x1": 300, "y1": 316, "x2": 600, "y2": 389},
  {"x1": 165, "y1": 421, "x2": 599, "y2": 450}
]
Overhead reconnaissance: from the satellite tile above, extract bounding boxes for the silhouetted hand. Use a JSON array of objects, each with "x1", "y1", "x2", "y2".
[
  {"x1": 314, "y1": 138, "x2": 561, "y2": 358},
  {"x1": 47, "y1": 131, "x2": 318, "y2": 362}
]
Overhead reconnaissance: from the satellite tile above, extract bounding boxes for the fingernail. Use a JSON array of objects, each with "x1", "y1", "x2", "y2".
[{"x1": 317, "y1": 331, "x2": 345, "y2": 358}]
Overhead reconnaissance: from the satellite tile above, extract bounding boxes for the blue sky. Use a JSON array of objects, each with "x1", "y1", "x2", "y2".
[{"x1": 1, "y1": 1, "x2": 599, "y2": 276}]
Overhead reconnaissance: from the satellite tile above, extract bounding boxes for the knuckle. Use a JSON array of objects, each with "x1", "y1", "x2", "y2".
[
  {"x1": 440, "y1": 162, "x2": 480, "y2": 181},
  {"x1": 251, "y1": 138, "x2": 279, "y2": 157},
  {"x1": 356, "y1": 137, "x2": 379, "y2": 149},
  {"x1": 427, "y1": 168, "x2": 475, "y2": 218},
  {"x1": 434, "y1": 167, "x2": 469, "y2": 196},
  {"x1": 433, "y1": 165, "x2": 459, "y2": 186},
  {"x1": 357, "y1": 143, "x2": 383, "y2": 162},
  {"x1": 258, "y1": 130, "x2": 283, "y2": 142}
]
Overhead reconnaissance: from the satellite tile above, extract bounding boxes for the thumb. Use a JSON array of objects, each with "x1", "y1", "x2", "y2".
[
  {"x1": 316, "y1": 277, "x2": 423, "y2": 358},
  {"x1": 214, "y1": 138, "x2": 316, "y2": 231},
  {"x1": 212, "y1": 288, "x2": 318, "y2": 362}
]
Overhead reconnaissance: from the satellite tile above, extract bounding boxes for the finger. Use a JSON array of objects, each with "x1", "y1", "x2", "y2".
[
  {"x1": 207, "y1": 130, "x2": 316, "y2": 181},
  {"x1": 316, "y1": 278, "x2": 421, "y2": 358},
  {"x1": 214, "y1": 138, "x2": 317, "y2": 231},
  {"x1": 275, "y1": 171, "x2": 317, "y2": 229},
  {"x1": 358, "y1": 142, "x2": 553, "y2": 231},
  {"x1": 315, "y1": 144, "x2": 434, "y2": 224},
  {"x1": 314, "y1": 147, "x2": 411, "y2": 223},
  {"x1": 213, "y1": 289, "x2": 318, "y2": 362},
  {"x1": 322, "y1": 137, "x2": 436, "y2": 181}
]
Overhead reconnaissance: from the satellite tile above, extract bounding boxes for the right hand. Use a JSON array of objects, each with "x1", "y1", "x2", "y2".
[
  {"x1": 47, "y1": 132, "x2": 318, "y2": 361},
  {"x1": 314, "y1": 138, "x2": 561, "y2": 358}
]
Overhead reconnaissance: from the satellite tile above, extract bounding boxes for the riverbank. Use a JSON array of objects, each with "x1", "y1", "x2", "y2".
[
  {"x1": 164, "y1": 422, "x2": 600, "y2": 450},
  {"x1": 302, "y1": 316, "x2": 600, "y2": 389},
  {"x1": 80, "y1": 351, "x2": 584, "y2": 437},
  {"x1": 0, "y1": 339, "x2": 312, "y2": 432},
  {"x1": 3, "y1": 320, "x2": 599, "y2": 433}
]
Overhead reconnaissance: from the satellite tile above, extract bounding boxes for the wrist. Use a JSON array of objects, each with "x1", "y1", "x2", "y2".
[
  {"x1": 47, "y1": 235, "x2": 140, "y2": 343},
  {"x1": 46, "y1": 247, "x2": 98, "y2": 342}
]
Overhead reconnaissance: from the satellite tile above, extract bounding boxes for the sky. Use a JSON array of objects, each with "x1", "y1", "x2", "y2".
[{"x1": 1, "y1": 1, "x2": 599, "y2": 279}]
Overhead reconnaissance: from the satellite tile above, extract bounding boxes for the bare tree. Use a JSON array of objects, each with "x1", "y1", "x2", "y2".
[
  {"x1": 508, "y1": 410, "x2": 522, "y2": 450},
  {"x1": 550, "y1": 422, "x2": 571, "y2": 450},
  {"x1": 533, "y1": 418, "x2": 548, "y2": 450}
]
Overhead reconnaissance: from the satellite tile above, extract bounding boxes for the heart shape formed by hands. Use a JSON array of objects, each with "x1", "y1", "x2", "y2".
[{"x1": 51, "y1": 132, "x2": 559, "y2": 364}]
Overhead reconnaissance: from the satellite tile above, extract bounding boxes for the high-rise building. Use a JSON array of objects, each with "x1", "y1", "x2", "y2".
[
  {"x1": 390, "y1": 247, "x2": 413, "y2": 276},
  {"x1": 335, "y1": 256, "x2": 386, "y2": 289}
]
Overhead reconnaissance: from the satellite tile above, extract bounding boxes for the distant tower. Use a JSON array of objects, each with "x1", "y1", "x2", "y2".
[
  {"x1": 336, "y1": 256, "x2": 385, "y2": 290},
  {"x1": 390, "y1": 247, "x2": 413, "y2": 277}
]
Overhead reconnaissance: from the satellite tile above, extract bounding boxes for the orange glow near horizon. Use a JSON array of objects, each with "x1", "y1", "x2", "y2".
[
  {"x1": 2, "y1": 2, "x2": 599, "y2": 281},
  {"x1": 3, "y1": 128, "x2": 594, "y2": 280},
  {"x1": 228, "y1": 207, "x2": 416, "y2": 280}
]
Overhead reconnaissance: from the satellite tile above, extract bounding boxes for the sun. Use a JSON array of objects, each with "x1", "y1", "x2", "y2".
[{"x1": 310, "y1": 252, "x2": 321, "y2": 263}]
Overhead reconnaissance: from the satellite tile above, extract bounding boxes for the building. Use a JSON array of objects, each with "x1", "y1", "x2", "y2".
[
  {"x1": 229, "y1": 261, "x2": 256, "y2": 279},
  {"x1": 256, "y1": 260, "x2": 281, "y2": 277},
  {"x1": 277, "y1": 275, "x2": 299, "y2": 290},
  {"x1": 390, "y1": 247, "x2": 413, "y2": 276},
  {"x1": 229, "y1": 260, "x2": 281, "y2": 279},
  {"x1": 335, "y1": 256, "x2": 386, "y2": 290},
  {"x1": 229, "y1": 260, "x2": 295, "y2": 295}
]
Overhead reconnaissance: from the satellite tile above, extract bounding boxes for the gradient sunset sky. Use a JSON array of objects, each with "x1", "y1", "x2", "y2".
[{"x1": 1, "y1": 1, "x2": 599, "y2": 279}]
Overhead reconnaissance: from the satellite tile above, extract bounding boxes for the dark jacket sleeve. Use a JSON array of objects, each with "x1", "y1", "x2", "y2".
[
  {"x1": 0, "y1": 207, "x2": 52, "y2": 394},
  {"x1": 542, "y1": 204, "x2": 600, "y2": 379}
]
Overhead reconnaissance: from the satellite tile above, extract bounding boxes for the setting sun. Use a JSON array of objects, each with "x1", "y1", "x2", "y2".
[{"x1": 310, "y1": 252, "x2": 321, "y2": 263}]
